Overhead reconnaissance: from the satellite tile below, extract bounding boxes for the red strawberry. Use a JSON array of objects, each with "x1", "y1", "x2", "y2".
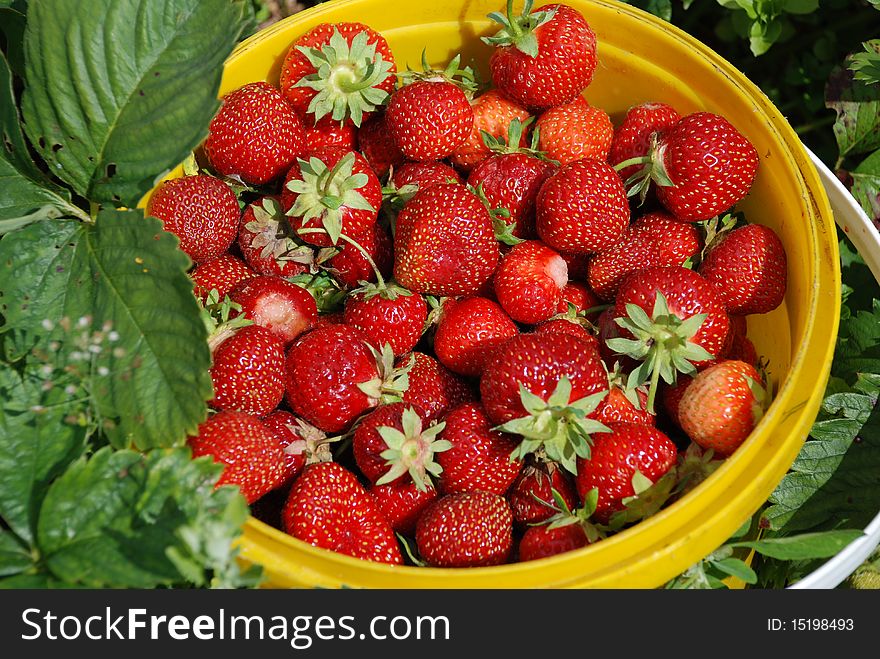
[
  {"x1": 678, "y1": 360, "x2": 767, "y2": 456},
  {"x1": 698, "y1": 224, "x2": 787, "y2": 315},
  {"x1": 559, "y1": 250, "x2": 590, "y2": 280},
  {"x1": 204, "y1": 82, "x2": 306, "y2": 185},
  {"x1": 209, "y1": 325, "x2": 285, "y2": 417},
  {"x1": 594, "y1": 385, "x2": 655, "y2": 427},
  {"x1": 725, "y1": 321, "x2": 759, "y2": 367},
  {"x1": 494, "y1": 240, "x2": 568, "y2": 324},
  {"x1": 609, "y1": 102, "x2": 681, "y2": 182},
  {"x1": 534, "y1": 317, "x2": 597, "y2": 347},
  {"x1": 449, "y1": 89, "x2": 530, "y2": 170},
  {"x1": 282, "y1": 147, "x2": 382, "y2": 247},
  {"x1": 369, "y1": 480, "x2": 438, "y2": 536},
  {"x1": 536, "y1": 159, "x2": 629, "y2": 254},
  {"x1": 557, "y1": 281, "x2": 599, "y2": 314},
  {"x1": 357, "y1": 113, "x2": 405, "y2": 177},
  {"x1": 344, "y1": 283, "x2": 427, "y2": 356},
  {"x1": 283, "y1": 461, "x2": 403, "y2": 565},
  {"x1": 394, "y1": 183, "x2": 500, "y2": 297},
  {"x1": 659, "y1": 374, "x2": 693, "y2": 428},
  {"x1": 400, "y1": 352, "x2": 476, "y2": 423},
  {"x1": 433, "y1": 297, "x2": 519, "y2": 377},
  {"x1": 575, "y1": 422, "x2": 677, "y2": 524},
  {"x1": 230, "y1": 276, "x2": 317, "y2": 345},
  {"x1": 323, "y1": 221, "x2": 393, "y2": 288},
  {"x1": 353, "y1": 403, "x2": 450, "y2": 490},
  {"x1": 304, "y1": 114, "x2": 359, "y2": 152},
  {"x1": 279, "y1": 22, "x2": 396, "y2": 127},
  {"x1": 238, "y1": 197, "x2": 314, "y2": 278},
  {"x1": 285, "y1": 324, "x2": 407, "y2": 433},
  {"x1": 263, "y1": 410, "x2": 331, "y2": 484},
  {"x1": 147, "y1": 175, "x2": 239, "y2": 264},
  {"x1": 485, "y1": 2, "x2": 597, "y2": 110},
  {"x1": 508, "y1": 460, "x2": 578, "y2": 526},
  {"x1": 518, "y1": 523, "x2": 590, "y2": 562},
  {"x1": 391, "y1": 161, "x2": 463, "y2": 194},
  {"x1": 536, "y1": 96, "x2": 613, "y2": 165},
  {"x1": 189, "y1": 411, "x2": 286, "y2": 504},
  {"x1": 436, "y1": 402, "x2": 523, "y2": 495},
  {"x1": 191, "y1": 253, "x2": 255, "y2": 304},
  {"x1": 416, "y1": 491, "x2": 513, "y2": 567}
]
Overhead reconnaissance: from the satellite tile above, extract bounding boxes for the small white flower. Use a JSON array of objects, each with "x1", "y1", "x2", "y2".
[
  {"x1": 41, "y1": 319, "x2": 54, "y2": 331},
  {"x1": 98, "y1": 366, "x2": 110, "y2": 377},
  {"x1": 108, "y1": 331, "x2": 120, "y2": 342}
]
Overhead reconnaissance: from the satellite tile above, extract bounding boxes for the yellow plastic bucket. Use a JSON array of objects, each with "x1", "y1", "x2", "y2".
[{"x1": 159, "y1": 0, "x2": 840, "y2": 587}]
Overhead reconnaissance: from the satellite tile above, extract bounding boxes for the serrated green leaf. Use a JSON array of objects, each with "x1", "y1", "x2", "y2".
[
  {"x1": 0, "y1": 530, "x2": 33, "y2": 577},
  {"x1": 826, "y1": 62, "x2": 880, "y2": 160},
  {"x1": 731, "y1": 530, "x2": 863, "y2": 560},
  {"x1": 849, "y1": 40, "x2": 880, "y2": 86},
  {"x1": 850, "y1": 148, "x2": 880, "y2": 225},
  {"x1": 21, "y1": 0, "x2": 248, "y2": 207}
]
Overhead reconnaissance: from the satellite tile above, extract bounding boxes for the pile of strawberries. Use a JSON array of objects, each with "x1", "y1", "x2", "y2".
[{"x1": 147, "y1": 1, "x2": 788, "y2": 568}]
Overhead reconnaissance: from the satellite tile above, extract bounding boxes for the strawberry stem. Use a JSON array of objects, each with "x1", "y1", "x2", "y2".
[
  {"x1": 612, "y1": 156, "x2": 653, "y2": 172},
  {"x1": 298, "y1": 228, "x2": 386, "y2": 288}
]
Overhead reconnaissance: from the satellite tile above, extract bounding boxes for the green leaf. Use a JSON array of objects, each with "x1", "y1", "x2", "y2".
[
  {"x1": 782, "y1": 0, "x2": 819, "y2": 14},
  {"x1": 0, "y1": 6, "x2": 26, "y2": 77},
  {"x1": 625, "y1": 0, "x2": 672, "y2": 20},
  {"x1": 0, "y1": 210, "x2": 213, "y2": 449},
  {"x1": 711, "y1": 557, "x2": 758, "y2": 583},
  {"x1": 850, "y1": 148, "x2": 880, "y2": 224},
  {"x1": 731, "y1": 530, "x2": 864, "y2": 560},
  {"x1": 849, "y1": 40, "x2": 880, "y2": 86},
  {"x1": 21, "y1": 0, "x2": 249, "y2": 207},
  {"x1": 0, "y1": 530, "x2": 33, "y2": 577},
  {"x1": 826, "y1": 62, "x2": 880, "y2": 161}
]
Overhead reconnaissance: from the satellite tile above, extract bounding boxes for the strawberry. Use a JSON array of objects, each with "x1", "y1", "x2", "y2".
[
  {"x1": 534, "y1": 316, "x2": 597, "y2": 347},
  {"x1": 519, "y1": 523, "x2": 590, "y2": 562},
  {"x1": 508, "y1": 460, "x2": 578, "y2": 525},
  {"x1": 575, "y1": 422, "x2": 677, "y2": 524},
  {"x1": 147, "y1": 175, "x2": 239, "y2": 264},
  {"x1": 369, "y1": 480, "x2": 438, "y2": 536},
  {"x1": 283, "y1": 461, "x2": 403, "y2": 565},
  {"x1": 304, "y1": 114, "x2": 359, "y2": 152},
  {"x1": 385, "y1": 56, "x2": 476, "y2": 161},
  {"x1": 698, "y1": 224, "x2": 787, "y2": 315},
  {"x1": 659, "y1": 374, "x2": 693, "y2": 428},
  {"x1": 416, "y1": 491, "x2": 513, "y2": 567},
  {"x1": 191, "y1": 253, "x2": 255, "y2": 304},
  {"x1": 433, "y1": 297, "x2": 519, "y2": 377},
  {"x1": 494, "y1": 240, "x2": 568, "y2": 324},
  {"x1": 608, "y1": 102, "x2": 681, "y2": 182},
  {"x1": 209, "y1": 325, "x2": 286, "y2": 417},
  {"x1": 279, "y1": 23, "x2": 396, "y2": 127},
  {"x1": 678, "y1": 360, "x2": 767, "y2": 456},
  {"x1": 189, "y1": 411, "x2": 286, "y2": 504},
  {"x1": 725, "y1": 320, "x2": 759, "y2": 367},
  {"x1": 391, "y1": 161, "x2": 463, "y2": 194},
  {"x1": 282, "y1": 147, "x2": 382, "y2": 247},
  {"x1": 480, "y1": 332, "x2": 609, "y2": 473},
  {"x1": 608, "y1": 266, "x2": 731, "y2": 412},
  {"x1": 587, "y1": 211, "x2": 702, "y2": 301},
  {"x1": 353, "y1": 403, "x2": 450, "y2": 490},
  {"x1": 204, "y1": 82, "x2": 306, "y2": 185},
  {"x1": 357, "y1": 113, "x2": 406, "y2": 177},
  {"x1": 557, "y1": 281, "x2": 599, "y2": 314},
  {"x1": 484, "y1": 1, "x2": 597, "y2": 110},
  {"x1": 594, "y1": 385, "x2": 655, "y2": 427},
  {"x1": 449, "y1": 89, "x2": 530, "y2": 170},
  {"x1": 536, "y1": 95, "x2": 613, "y2": 165},
  {"x1": 436, "y1": 402, "x2": 523, "y2": 495},
  {"x1": 344, "y1": 283, "x2": 427, "y2": 356},
  {"x1": 393, "y1": 183, "x2": 500, "y2": 297},
  {"x1": 559, "y1": 250, "x2": 590, "y2": 280},
  {"x1": 536, "y1": 159, "x2": 629, "y2": 254},
  {"x1": 229, "y1": 275, "x2": 317, "y2": 345},
  {"x1": 263, "y1": 410, "x2": 331, "y2": 484},
  {"x1": 400, "y1": 352, "x2": 476, "y2": 423},
  {"x1": 323, "y1": 221, "x2": 393, "y2": 288},
  {"x1": 285, "y1": 324, "x2": 408, "y2": 433},
  {"x1": 238, "y1": 197, "x2": 314, "y2": 278}
]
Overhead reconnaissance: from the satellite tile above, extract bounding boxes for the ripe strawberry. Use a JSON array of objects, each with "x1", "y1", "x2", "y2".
[
  {"x1": 191, "y1": 253, "x2": 255, "y2": 304},
  {"x1": 416, "y1": 491, "x2": 513, "y2": 567},
  {"x1": 587, "y1": 211, "x2": 702, "y2": 301},
  {"x1": 323, "y1": 221, "x2": 393, "y2": 288},
  {"x1": 285, "y1": 324, "x2": 407, "y2": 433},
  {"x1": 536, "y1": 159, "x2": 629, "y2": 254},
  {"x1": 494, "y1": 240, "x2": 568, "y2": 324},
  {"x1": 230, "y1": 276, "x2": 317, "y2": 345},
  {"x1": 385, "y1": 56, "x2": 476, "y2": 161},
  {"x1": 608, "y1": 102, "x2": 681, "y2": 182},
  {"x1": 559, "y1": 250, "x2": 590, "y2": 280},
  {"x1": 263, "y1": 410, "x2": 331, "y2": 484},
  {"x1": 436, "y1": 402, "x2": 523, "y2": 495},
  {"x1": 353, "y1": 403, "x2": 450, "y2": 490},
  {"x1": 557, "y1": 281, "x2": 599, "y2": 314},
  {"x1": 449, "y1": 89, "x2": 530, "y2": 170},
  {"x1": 204, "y1": 82, "x2": 306, "y2": 185},
  {"x1": 189, "y1": 411, "x2": 286, "y2": 504},
  {"x1": 433, "y1": 297, "x2": 519, "y2": 377},
  {"x1": 480, "y1": 332, "x2": 609, "y2": 473},
  {"x1": 344, "y1": 283, "x2": 427, "y2": 356},
  {"x1": 391, "y1": 161, "x2": 463, "y2": 194},
  {"x1": 209, "y1": 325, "x2": 286, "y2": 417},
  {"x1": 659, "y1": 374, "x2": 693, "y2": 428},
  {"x1": 536, "y1": 95, "x2": 613, "y2": 165},
  {"x1": 678, "y1": 360, "x2": 767, "y2": 456},
  {"x1": 394, "y1": 183, "x2": 500, "y2": 297},
  {"x1": 518, "y1": 523, "x2": 590, "y2": 562},
  {"x1": 698, "y1": 224, "x2": 787, "y2": 315},
  {"x1": 575, "y1": 422, "x2": 677, "y2": 524},
  {"x1": 357, "y1": 113, "x2": 405, "y2": 177},
  {"x1": 282, "y1": 147, "x2": 382, "y2": 247},
  {"x1": 534, "y1": 316, "x2": 597, "y2": 347},
  {"x1": 485, "y1": 1, "x2": 597, "y2": 110},
  {"x1": 147, "y1": 175, "x2": 239, "y2": 264},
  {"x1": 369, "y1": 480, "x2": 438, "y2": 536},
  {"x1": 279, "y1": 22, "x2": 396, "y2": 126},
  {"x1": 508, "y1": 460, "x2": 577, "y2": 526},
  {"x1": 724, "y1": 318, "x2": 759, "y2": 367},
  {"x1": 238, "y1": 197, "x2": 314, "y2": 278},
  {"x1": 400, "y1": 352, "x2": 476, "y2": 423},
  {"x1": 304, "y1": 114, "x2": 359, "y2": 152},
  {"x1": 594, "y1": 385, "x2": 655, "y2": 427},
  {"x1": 283, "y1": 461, "x2": 403, "y2": 565}
]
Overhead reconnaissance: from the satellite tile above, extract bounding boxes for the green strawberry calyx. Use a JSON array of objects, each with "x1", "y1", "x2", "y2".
[
  {"x1": 606, "y1": 469, "x2": 678, "y2": 531},
  {"x1": 467, "y1": 182, "x2": 521, "y2": 246},
  {"x1": 294, "y1": 27, "x2": 395, "y2": 127},
  {"x1": 351, "y1": 280, "x2": 414, "y2": 302},
  {"x1": 376, "y1": 407, "x2": 452, "y2": 491},
  {"x1": 497, "y1": 376, "x2": 611, "y2": 475},
  {"x1": 675, "y1": 443, "x2": 723, "y2": 496},
  {"x1": 283, "y1": 418, "x2": 339, "y2": 466},
  {"x1": 481, "y1": 117, "x2": 557, "y2": 164},
  {"x1": 612, "y1": 133, "x2": 674, "y2": 205},
  {"x1": 400, "y1": 52, "x2": 479, "y2": 97},
  {"x1": 287, "y1": 152, "x2": 377, "y2": 246},
  {"x1": 537, "y1": 487, "x2": 604, "y2": 544},
  {"x1": 201, "y1": 291, "x2": 254, "y2": 354},
  {"x1": 482, "y1": 0, "x2": 558, "y2": 58},
  {"x1": 606, "y1": 291, "x2": 714, "y2": 414},
  {"x1": 287, "y1": 270, "x2": 348, "y2": 313},
  {"x1": 358, "y1": 344, "x2": 414, "y2": 403},
  {"x1": 246, "y1": 197, "x2": 315, "y2": 267}
]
